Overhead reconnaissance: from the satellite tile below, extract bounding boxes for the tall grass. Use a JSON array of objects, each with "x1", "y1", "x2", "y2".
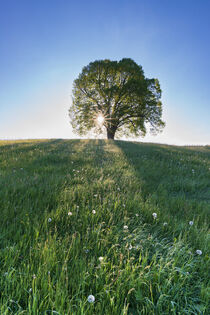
[{"x1": 0, "y1": 139, "x2": 209, "y2": 314}]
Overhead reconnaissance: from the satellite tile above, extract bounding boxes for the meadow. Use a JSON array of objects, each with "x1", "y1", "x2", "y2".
[{"x1": 0, "y1": 139, "x2": 209, "y2": 314}]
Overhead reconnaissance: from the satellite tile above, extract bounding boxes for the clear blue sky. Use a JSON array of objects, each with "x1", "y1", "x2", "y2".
[{"x1": 0, "y1": 0, "x2": 210, "y2": 144}]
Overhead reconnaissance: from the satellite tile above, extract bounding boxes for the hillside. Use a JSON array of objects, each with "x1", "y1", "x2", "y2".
[{"x1": 0, "y1": 139, "x2": 209, "y2": 314}]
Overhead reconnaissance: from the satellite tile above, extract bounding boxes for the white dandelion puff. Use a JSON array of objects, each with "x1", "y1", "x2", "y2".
[
  {"x1": 196, "y1": 250, "x2": 202, "y2": 255},
  {"x1": 48, "y1": 218, "x2": 52, "y2": 223},
  {"x1": 152, "y1": 213, "x2": 157, "y2": 219},
  {"x1": 87, "y1": 295, "x2": 95, "y2": 303},
  {"x1": 68, "y1": 212, "x2": 72, "y2": 216},
  {"x1": 163, "y1": 222, "x2": 168, "y2": 226},
  {"x1": 123, "y1": 225, "x2": 128, "y2": 230},
  {"x1": 92, "y1": 210, "x2": 96, "y2": 214},
  {"x1": 99, "y1": 256, "x2": 104, "y2": 262},
  {"x1": 189, "y1": 221, "x2": 193, "y2": 226}
]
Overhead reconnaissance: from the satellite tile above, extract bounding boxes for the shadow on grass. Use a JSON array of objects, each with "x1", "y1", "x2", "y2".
[
  {"x1": 0, "y1": 139, "x2": 98, "y2": 246},
  {"x1": 114, "y1": 140, "x2": 210, "y2": 220}
]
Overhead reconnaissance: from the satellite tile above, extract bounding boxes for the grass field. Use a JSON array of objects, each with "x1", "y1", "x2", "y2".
[{"x1": 0, "y1": 139, "x2": 209, "y2": 314}]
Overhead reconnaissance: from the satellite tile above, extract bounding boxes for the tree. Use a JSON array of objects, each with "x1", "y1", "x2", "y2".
[{"x1": 69, "y1": 58, "x2": 165, "y2": 140}]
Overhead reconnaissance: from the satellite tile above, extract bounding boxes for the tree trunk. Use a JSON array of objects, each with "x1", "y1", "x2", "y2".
[{"x1": 107, "y1": 127, "x2": 116, "y2": 139}]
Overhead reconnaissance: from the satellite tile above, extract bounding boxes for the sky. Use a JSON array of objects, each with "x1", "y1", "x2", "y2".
[{"x1": 0, "y1": 0, "x2": 210, "y2": 145}]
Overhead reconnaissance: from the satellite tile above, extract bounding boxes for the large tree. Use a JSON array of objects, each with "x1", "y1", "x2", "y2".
[{"x1": 69, "y1": 58, "x2": 165, "y2": 139}]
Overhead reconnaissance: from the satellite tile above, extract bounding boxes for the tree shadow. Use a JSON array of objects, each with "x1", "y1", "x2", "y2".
[
  {"x1": 114, "y1": 140, "x2": 210, "y2": 206},
  {"x1": 0, "y1": 139, "x2": 98, "y2": 246}
]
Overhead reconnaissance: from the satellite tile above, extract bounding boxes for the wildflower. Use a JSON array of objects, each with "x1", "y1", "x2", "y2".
[
  {"x1": 189, "y1": 221, "x2": 193, "y2": 226},
  {"x1": 123, "y1": 225, "x2": 128, "y2": 230},
  {"x1": 87, "y1": 295, "x2": 95, "y2": 303},
  {"x1": 135, "y1": 214, "x2": 139, "y2": 217},
  {"x1": 99, "y1": 256, "x2": 104, "y2": 262},
  {"x1": 196, "y1": 250, "x2": 202, "y2": 255},
  {"x1": 48, "y1": 218, "x2": 52, "y2": 223},
  {"x1": 117, "y1": 187, "x2": 120, "y2": 191},
  {"x1": 163, "y1": 222, "x2": 168, "y2": 226},
  {"x1": 152, "y1": 213, "x2": 157, "y2": 219},
  {"x1": 129, "y1": 245, "x2": 133, "y2": 250},
  {"x1": 68, "y1": 212, "x2": 72, "y2": 216},
  {"x1": 92, "y1": 210, "x2": 96, "y2": 214}
]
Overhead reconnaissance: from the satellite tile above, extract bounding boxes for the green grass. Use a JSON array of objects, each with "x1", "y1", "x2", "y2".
[{"x1": 0, "y1": 139, "x2": 209, "y2": 314}]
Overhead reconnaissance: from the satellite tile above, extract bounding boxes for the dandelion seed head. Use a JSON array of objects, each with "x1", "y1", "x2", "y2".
[
  {"x1": 163, "y1": 222, "x2": 168, "y2": 226},
  {"x1": 123, "y1": 225, "x2": 128, "y2": 230},
  {"x1": 92, "y1": 210, "x2": 96, "y2": 214},
  {"x1": 196, "y1": 250, "x2": 202, "y2": 255},
  {"x1": 152, "y1": 213, "x2": 157, "y2": 219},
  {"x1": 48, "y1": 218, "x2": 52, "y2": 223},
  {"x1": 189, "y1": 221, "x2": 193, "y2": 226},
  {"x1": 87, "y1": 295, "x2": 95, "y2": 303},
  {"x1": 99, "y1": 256, "x2": 104, "y2": 262},
  {"x1": 68, "y1": 212, "x2": 72, "y2": 216}
]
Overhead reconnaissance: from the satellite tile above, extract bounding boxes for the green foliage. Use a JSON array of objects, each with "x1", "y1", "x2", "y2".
[
  {"x1": 0, "y1": 139, "x2": 209, "y2": 314},
  {"x1": 69, "y1": 58, "x2": 165, "y2": 139}
]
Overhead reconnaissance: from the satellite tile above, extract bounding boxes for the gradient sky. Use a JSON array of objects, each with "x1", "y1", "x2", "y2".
[{"x1": 0, "y1": 0, "x2": 210, "y2": 145}]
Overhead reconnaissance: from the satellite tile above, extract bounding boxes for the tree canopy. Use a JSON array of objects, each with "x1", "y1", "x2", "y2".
[{"x1": 69, "y1": 58, "x2": 165, "y2": 139}]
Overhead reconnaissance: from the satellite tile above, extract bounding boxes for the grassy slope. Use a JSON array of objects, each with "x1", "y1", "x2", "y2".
[{"x1": 0, "y1": 139, "x2": 209, "y2": 314}]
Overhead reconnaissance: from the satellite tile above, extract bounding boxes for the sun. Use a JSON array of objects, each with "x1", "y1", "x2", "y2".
[{"x1": 96, "y1": 113, "x2": 105, "y2": 126}]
